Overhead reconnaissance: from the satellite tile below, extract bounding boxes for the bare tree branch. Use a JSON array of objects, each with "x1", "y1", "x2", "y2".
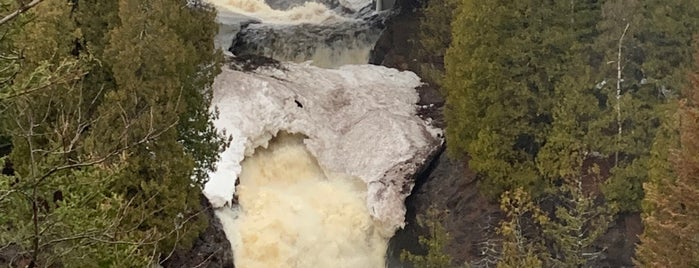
[
  {"x1": 32, "y1": 120, "x2": 178, "y2": 188},
  {"x1": 0, "y1": 0, "x2": 46, "y2": 26}
]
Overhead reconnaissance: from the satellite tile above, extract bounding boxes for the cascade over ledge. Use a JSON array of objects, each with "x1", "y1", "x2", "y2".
[{"x1": 203, "y1": 60, "x2": 443, "y2": 233}]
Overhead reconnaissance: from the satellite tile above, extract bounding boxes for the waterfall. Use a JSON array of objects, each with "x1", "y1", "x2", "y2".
[
  {"x1": 206, "y1": 0, "x2": 348, "y2": 24},
  {"x1": 202, "y1": 0, "x2": 442, "y2": 267},
  {"x1": 216, "y1": 133, "x2": 387, "y2": 267}
]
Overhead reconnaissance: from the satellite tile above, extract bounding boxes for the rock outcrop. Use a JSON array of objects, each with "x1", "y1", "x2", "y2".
[
  {"x1": 162, "y1": 196, "x2": 235, "y2": 268},
  {"x1": 229, "y1": 7, "x2": 389, "y2": 67}
]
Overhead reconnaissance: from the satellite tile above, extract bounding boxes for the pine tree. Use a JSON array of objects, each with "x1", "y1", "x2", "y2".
[
  {"x1": 533, "y1": 73, "x2": 614, "y2": 267},
  {"x1": 445, "y1": 0, "x2": 601, "y2": 198},
  {"x1": 635, "y1": 40, "x2": 699, "y2": 268}
]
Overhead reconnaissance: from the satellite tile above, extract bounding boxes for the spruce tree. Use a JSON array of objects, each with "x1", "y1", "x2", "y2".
[
  {"x1": 537, "y1": 71, "x2": 614, "y2": 267},
  {"x1": 635, "y1": 40, "x2": 699, "y2": 268},
  {"x1": 400, "y1": 207, "x2": 454, "y2": 268}
]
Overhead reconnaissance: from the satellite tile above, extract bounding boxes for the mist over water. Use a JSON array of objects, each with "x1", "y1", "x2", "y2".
[{"x1": 216, "y1": 133, "x2": 389, "y2": 268}]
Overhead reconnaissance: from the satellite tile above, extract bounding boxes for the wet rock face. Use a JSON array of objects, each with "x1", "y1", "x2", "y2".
[
  {"x1": 229, "y1": 12, "x2": 388, "y2": 67},
  {"x1": 264, "y1": 0, "x2": 341, "y2": 10},
  {"x1": 368, "y1": 0, "x2": 421, "y2": 68},
  {"x1": 386, "y1": 152, "x2": 501, "y2": 267},
  {"x1": 162, "y1": 196, "x2": 234, "y2": 268}
]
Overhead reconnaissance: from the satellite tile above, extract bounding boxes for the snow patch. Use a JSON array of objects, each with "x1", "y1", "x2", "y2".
[{"x1": 203, "y1": 62, "x2": 442, "y2": 232}]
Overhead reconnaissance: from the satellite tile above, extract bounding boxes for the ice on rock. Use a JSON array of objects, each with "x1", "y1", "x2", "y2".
[{"x1": 203, "y1": 61, "x2": 442, "y2": 232}]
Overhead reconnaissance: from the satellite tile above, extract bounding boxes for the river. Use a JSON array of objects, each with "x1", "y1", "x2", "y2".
[{"x1": 201, "y1": 0, "x2": 440, "y2": 267}]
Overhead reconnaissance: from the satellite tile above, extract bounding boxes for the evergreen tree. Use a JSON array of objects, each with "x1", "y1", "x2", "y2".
[
  {"x1": 593, "y1": 0, "x2": 699, "y2": 212},
  {"x1": 414, "y1": 0, "x2": 457, "y2": 86},
  {"x1": 87, "y1": 0, "x2": 220, "y2": 254},
  {"x1": 400, "y1": 207, "x2": 454, "y2": 268},
  {"x1": 635, "y1": 40, "x2": 699, "y2": 268},
  {"x1": 0, "y1": 0, "x2": 224, "y2": 265},
  {"x1": 0, "y1": 2, "x2": 151, "y2": 266},
  {"x1": 537, "y1": 69, "x2": 614, "y2": 267},
  {"x1": 496, "y1": 188, "x2": 546, "y2": 268},
  {"x1": 445, "y1": 0, "x2": 601, "y2": 198}
]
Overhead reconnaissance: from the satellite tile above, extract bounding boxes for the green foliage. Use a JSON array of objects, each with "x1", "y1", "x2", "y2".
[
  {"x1": 0, "y1": 166, "x2": 153, "y2": 267},
  {"x1": 496, "y1": 183, "x2": 613, "y2": 268},
  {"x1": 401, "y1": 207, "x2": 454, "y2": 268},
  {"x1": 536, "y1": 69, "x2": 599, "y2": 181},
  {"x1": 0, "y1": 0, "x2": 223, "y2": 265},
  {"x1": 445, "y1": 0, "x2": 602, "y2": 198},
  {"x1": 535, "y1": 64, "x2": 615, "y2": 267},
  {"x1": 443, "y1": 0, "x2": 699, "y2": 212},
  {"x1": 643, "y1": 102, "x2": 680, "y2": 214},
  {"x1": 637, "y1": 0, "x2": 699, "y2": 93},
  {"x1": 496, "y1": 188, "x2": 546, "y2": 268},
  {"x1": 414, "y1": 0, "x2": 457, "y2": 86},
  {"x1": 635, "y1": 41, "x2": 699, "y2": 268},
  {"x1": 592, "y1": 0, "x2": 699, "y2": 212},
  {"x1": 543, "y1": 182, "x2": 614, "y2": 267},
  {"x1": 85, "y1": 0, "x2": 217, "y2": 253}
]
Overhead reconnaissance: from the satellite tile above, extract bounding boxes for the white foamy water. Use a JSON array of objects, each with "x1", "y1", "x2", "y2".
[
  {"x1": 217, "y1": 133, "x2": 388, "y2": 268},
  {"x1": 203, "y1": 1, "x2": 442, "y2": 266},
  {"x1": 305, "y1": 44, "x2": 373, "y2": 67},
  {"x1": 259, "y1": 39, "x2": 377, "y2": 68},
  {"x1": 205, "y1": 0, "x2": 348, "y2": 24}
]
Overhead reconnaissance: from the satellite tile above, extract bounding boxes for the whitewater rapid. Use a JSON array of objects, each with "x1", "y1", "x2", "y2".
[
  {"x1": 202, "y1": 0, "x2": 441, "y2": 266},
  {"x1": 204, "y1": 62, "x2": 440, "y2": 267},
  {"x1": 206, "y1": 0, "x2": 350, "y2": 24},
  {"x1": 216, "y1": 133, "x2": 387, "y2": 267}
]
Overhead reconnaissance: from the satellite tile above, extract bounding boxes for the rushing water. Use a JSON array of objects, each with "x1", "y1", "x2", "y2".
[
  {"x1": 215, "y1": 133, "x2": 388, "y2": 267},
  {"x1": 203, "y1": 0, "x2": 405, "y2": 266},
  {"x1": 208, "y1": 0, "x2": 383, "y2": 68},
  {"x1": 206, "y1": 0, "x2": 348, "y2": 24}
]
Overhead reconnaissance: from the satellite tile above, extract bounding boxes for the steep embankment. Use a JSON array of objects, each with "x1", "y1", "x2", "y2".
[
  {"x1": 176, "y1": 0, "x2": 444, "y2": 266},
  {"x1": 373, "y1": 0, "x2": 641, "y2": 266}
]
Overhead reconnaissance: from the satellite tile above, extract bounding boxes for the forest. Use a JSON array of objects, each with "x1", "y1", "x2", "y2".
[
  {"x1": 403, "y1": 0, "x2": 699, "y2": 267},
  {"x1": 0, "y1": 0, "x2": 227, "y2": 266},
  {"x1": 1, "y1": 0, "x2": 699, "y2": 267}
]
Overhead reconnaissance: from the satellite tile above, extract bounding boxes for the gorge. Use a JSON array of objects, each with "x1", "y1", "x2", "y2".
[{"x1": 201, "y1": 0, "x2": 442, "y2": 266}]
